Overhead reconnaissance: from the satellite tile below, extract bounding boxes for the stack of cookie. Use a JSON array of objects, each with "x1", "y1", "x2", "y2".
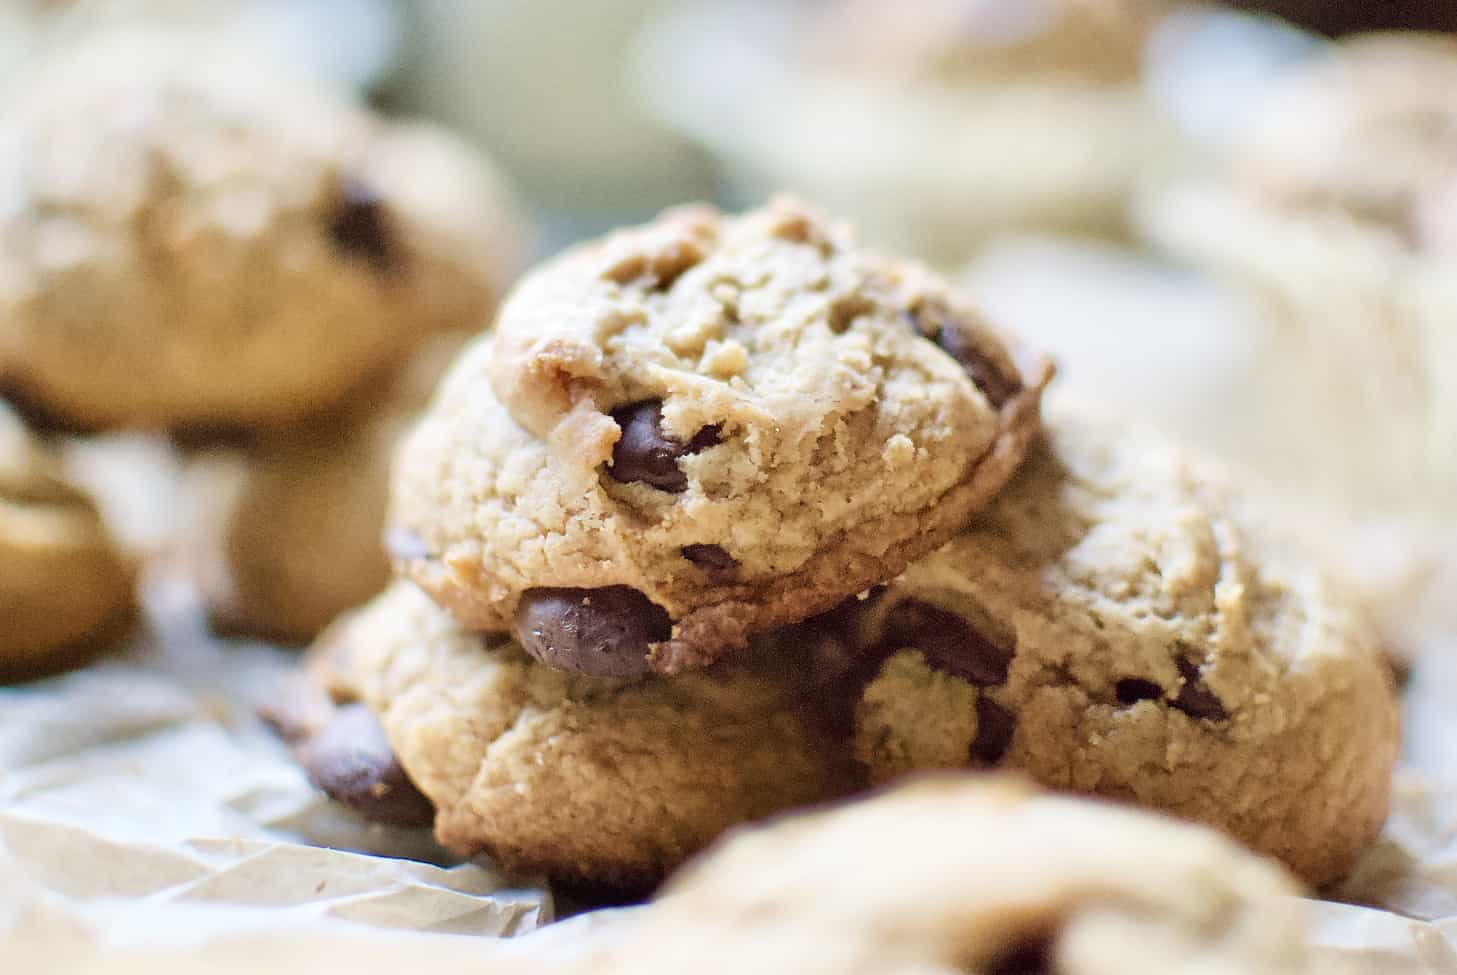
[
  {"x1": 0, "y1": 29, "x2": 525, "y2": 664},
  {"x1": 288, "y1": 196, "x2": 1398, "y2": 899}
]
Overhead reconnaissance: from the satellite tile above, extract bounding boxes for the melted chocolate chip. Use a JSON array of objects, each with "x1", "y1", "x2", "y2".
[
  {"x1": 384, "y1": 528, "x2": 433, "y2": 561},
  {"x1": 329, "y1": 178, "x2": 398, "y2": 276},
  {"x1": 780, "y1": 593, "x2": 886, "y2": 737},
  {"x1": 935, "y1": 325, "x2": 1022, "y2": 409},
  {"x1": 970, "y1": 698, "x2": 1016, "y2": 765},
  {"x1": 986, "y1": 934, "x2": 1055, "y2": 975},
  {"x1": 904, "y1": 300, "x2": 1022, "y2": 408},
  {"x1": 881, "y1": 599, "x2": 1013, "y2": 687},
  {"x1": 681, "y1": 543, "x2": 738, "y2": 579},
  {"x1": 303, "y1": 704, "x2": 435, "y2": 827},
  {"x1": 516, "y1": 586, "x2": 671, "y2": 677},
  {"x1": 1171, "y1": 657, "x2": 1227, "y2": 721},
  {"x1": 608, "y1": 400, "x2": 720, "y2": 493},
  {"x1": 1115, "y1": 678, "x2": 1165, "y2": 706}
]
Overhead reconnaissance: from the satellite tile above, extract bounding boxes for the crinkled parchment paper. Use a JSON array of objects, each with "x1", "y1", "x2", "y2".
[{"x1": 3, "y1": 348, "x2": 1457, "y2": 971}]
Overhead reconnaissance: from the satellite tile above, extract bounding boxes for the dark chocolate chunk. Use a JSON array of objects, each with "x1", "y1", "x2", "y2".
[
  {"x1": 329, "y1": 178, "x2": 398, "y2": 276},
  {"x1": 970, "y1": 698, "x2": 1016, "y2": 765},
  {"x1": 608, "y1": 400, "x2": 719, "y2": 493},
  {"x1": 1115, "y1": 678, "x2": 1165, "y2": 706},
  {"x1": 302, "y1": 703, "x2": 435, "y2": 827},
  {"x1": 935, "y1": 325, "x2": 1022, "y2": 409},
  {"x1": 1171, "y1": 656, "x2": 1228, "y2": 721},
  {"x1": 681, "y1": 543, "x2": 739, "y2": 579},
  {"x1": 1222, "y1": 0, "x2": 1457, "y2": 36},
  {"x1": 881, "y1": 598, "x2": 1013, "y2": 687},
  {"x1": 516, "y1": 586, "x2": 671, "y2": 677},
  {"x1": 986, "y1": 934, "x2": 1055, "y2": 975}
]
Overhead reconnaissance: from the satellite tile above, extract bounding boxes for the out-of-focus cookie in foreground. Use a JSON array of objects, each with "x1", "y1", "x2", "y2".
[
  {"x1": 580, "y1": 776, "x2": 1314, "y2": 975},
  {"x1": 0, "y1": 402, "x2": 133, "y2": 680},
  {"x1": 0, "y1": 30, "x2": 523, "y2": 431},
  {"x1": 389, "y1": 197, "x2": 1050, "y2": 677}
]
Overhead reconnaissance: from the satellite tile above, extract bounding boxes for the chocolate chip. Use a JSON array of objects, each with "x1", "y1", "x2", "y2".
[
  {"x1": 986, "y1": 934, "x2": 1054, "y2": 975},
  {"x1": 970, "y1": 698, "x2": 1016, "y2": 765},
  {"x1": 780, "y1": 593, "x2": 885, "y2": 737},
  {"x1": 1171, "y1": 657, "x2": 1227, "y2": 721},
  {"x1": 1223, "y1": 0, "x2": 1457, "y2": 35},
  {"x1": 302, "y1": 704, "x2": 435, "y2": 827},
  {"x1": 516, "y1": 586, "x2": 671, "y2": 678},
  {"x1": 935, "y1": 325, "x2": 1022, "y2": 409},
  {"x1": 681, "y1": 543, "x2": 738, "y2": 579},
  {"x1": 384, "y1": 528, "x2": 433, "y2": 561},
  {"x1": 329, "y1": 178, "x2": 398, "y2": 276},
  {"x1": 608, "y1": 400, "x2": 719, "y2": 493},
  {"x1": 904, "y1": 300, "x2": 1022, "y2": 408},
  {"x1": 1115, "y1": 678, "x2": 1165, "y2": 706},
  {"x1": 881, "y1": 599, "x2": 1012, "y2": 687}
]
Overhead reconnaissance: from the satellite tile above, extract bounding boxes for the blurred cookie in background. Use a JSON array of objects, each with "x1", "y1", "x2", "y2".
[
  {"x1": 0, "y1": 30, "x2": 524, "y2": 432},
  {"x1": 0, "y1": 0, "x2": 400, "y2": 93},
  {"x1": 1137, "y1": 32, "x2": 1457, "y2": 648},
  {"x1": 1138, "y1": 33, "x2": 1457, "y2": 523},
  {"x1": 641, "y1": 0, "x2": 1183, "y2": 265},
  {"x1": 186, "y1": 335, "x2": 466, "y2": 646},
  {"x1": 0, "y1": 402, "x2": 134, "y2": 681}
]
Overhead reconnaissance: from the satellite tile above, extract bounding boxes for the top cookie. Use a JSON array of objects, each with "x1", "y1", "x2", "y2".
[
  {"x1": 391, "y1": 198, "x2": 1049, "y2": 675},
  {"x1": 584, "y1": 776, "x2": 1311, "y2": 975},
  {"x1": 0, "y1": 31, "x2": 524, "y2": 430}
]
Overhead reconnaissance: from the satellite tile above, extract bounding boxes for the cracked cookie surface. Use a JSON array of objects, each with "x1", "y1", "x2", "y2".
[
  {"x1": 0, "y1": 31, "x2": 523, "y2": 430},
  {"x1": 390, "y1": 197, "x2": 1049, "y2": 675},
  {"x1": 0, "y1": 402, "x2": 133, "y2": 677},
  {"x1": 594, "y1": 776, "x2": 1311, "y2": 975},
  {"x1": 788, "y1": 404, "x2": 1399, "y2": 887}
]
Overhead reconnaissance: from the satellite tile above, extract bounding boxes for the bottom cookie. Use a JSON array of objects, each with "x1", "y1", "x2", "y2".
[
  {"x1": 303, "y1": 581, "x2": 854, "y2": 889},
  {"x1": 581, "y1": 776, "x2": 1312, "y2": 975}
]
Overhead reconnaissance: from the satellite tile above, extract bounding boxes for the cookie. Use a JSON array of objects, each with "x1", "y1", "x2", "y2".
[
  {"x1": 0, "y1": 30, "x2": 524, "y2": 431},
  {"x1": 1137, "y1": 33, "x2": 1457, "y2": 521},
  {"x1": 0, "y1": 401, "x2": 133, "y2": 678},
  {"x1": 810, "y1": 0, "x2": 1158, "y2": 86},
  {"x1": 594, "y1": 776, "x2": 1312, "y2": 975},
  {"x1": 390, "y1": 197, "x2": 1050, "y2": 676},
  {"x1": 190, "y1": 335, "x2": 466, "y2": 644},
  {"x1": 784, "y1": 405, "x2": 1398, "y2": 887},
  {"x1": 301, "y1": 580, "x2": 854, "y2": 889}
]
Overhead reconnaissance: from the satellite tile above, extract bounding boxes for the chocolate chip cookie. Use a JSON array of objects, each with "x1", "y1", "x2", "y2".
[
  {"x1": 298, "y1": 580, "x2": 854, "y2": 889},
  {"x1": 592, "y1": 776, "x2": 1312, "y2": 975},
  {"x1": 190, "y1": 335, "x2": 466, "y2": 644},
  {"x1": 0, "y1": 31, "x2": 524, "y2": 431},
  {"x1": 792, "y1": 404, "x2": 1398, "y2": 887},
  {"x1": 390, "y1": 197, "x2": 1050, "y2": 676},
  {"x1": 0, "y1": 402, "x2": 133, "y2": 678}
]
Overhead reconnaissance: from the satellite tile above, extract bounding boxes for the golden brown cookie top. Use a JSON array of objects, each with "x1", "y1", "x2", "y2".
[{"x1": 390, "y1": 197, "x2": 1049, "y2": 676}]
